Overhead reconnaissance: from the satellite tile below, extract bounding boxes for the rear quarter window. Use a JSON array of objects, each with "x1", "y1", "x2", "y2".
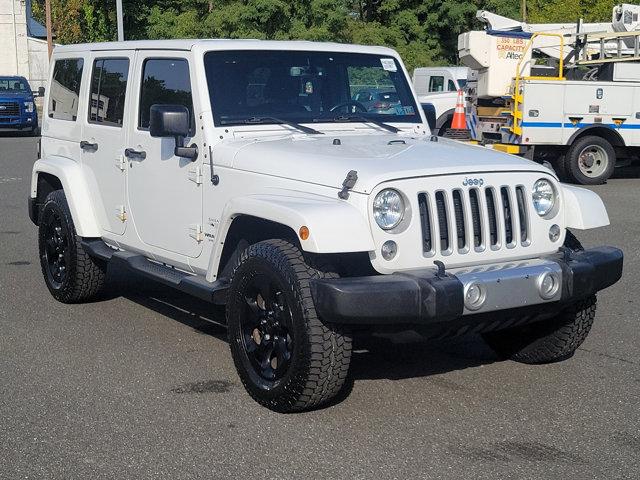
[
  {"x1": 49, "y1": 58, "x2": 84, "y2": 121},
  {"x1": 88, "y1": 58, "x2": 130, "y2": 127}
]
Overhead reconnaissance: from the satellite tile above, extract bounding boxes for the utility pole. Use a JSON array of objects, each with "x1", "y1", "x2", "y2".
[
  {"x1": 45, "y1": 0, "x2": 52, "y2": 58},
  {"x1": 116, "y1": 0, "x2": 124, "y2": 41},
  {"x1": 521, "y1": 0, "x2": 527, "y2": 22}
]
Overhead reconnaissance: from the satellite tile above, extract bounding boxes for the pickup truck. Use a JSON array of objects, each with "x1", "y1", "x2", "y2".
[
  {"x1": 0, "y1": 76, "x2": 39, "y2": 135},
  {"x1": 412, "y1": 66, "x2": 470, "y2": 134}
]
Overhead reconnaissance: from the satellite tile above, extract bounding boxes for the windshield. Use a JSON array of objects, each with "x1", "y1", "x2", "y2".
[
  {"x1": 204, "y1": 50, "x2": 420, "y2": 127},
  {"x1": 0, "y1": 78, "x2": 29, "y2": 93},
  {"x1": 457, "y1": 79, "x2": 467, "y2": 89}
]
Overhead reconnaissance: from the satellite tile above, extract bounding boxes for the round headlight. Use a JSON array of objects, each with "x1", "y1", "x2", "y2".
[
  {"x1": 532, "y1": 179, "x2": 556, "y2": 217},
  {"x1": 373, "y1": 189, "x2": 404, "y2": 230}
]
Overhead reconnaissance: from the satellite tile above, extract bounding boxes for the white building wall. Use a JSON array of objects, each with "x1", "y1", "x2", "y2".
[{"x1": 0, "y1": 0, "x2": 49, "y2": 90}]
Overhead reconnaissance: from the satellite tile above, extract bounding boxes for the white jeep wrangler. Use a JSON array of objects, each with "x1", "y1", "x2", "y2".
[{"x1": 29, "y1": 40, "x2": 623, "y2": 412}]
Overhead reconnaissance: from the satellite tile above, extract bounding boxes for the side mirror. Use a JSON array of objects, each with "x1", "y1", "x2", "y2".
[
  {"x1": 37, "y1": 86, "x2": 45, "y2": 97},
  {"x1": 149, "y1": 104, "x2": 198, "y2": 160}
]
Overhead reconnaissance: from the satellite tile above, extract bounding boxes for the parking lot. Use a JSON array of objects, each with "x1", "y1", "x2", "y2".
[{"x1": 1, "y1": 136, "x2": 638, "y2": 479}]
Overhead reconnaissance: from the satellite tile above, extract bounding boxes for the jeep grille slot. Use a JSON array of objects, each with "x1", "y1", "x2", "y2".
[
  {"x1": 469, "y1": 188, "x2": 482, "y2": 248},
  {"x1": 515, "y1": 186, "x2": 528, "y2": 244},
  {"x1": 415, "y1": 184, "x2": 530, "y2": 259},
  {"x1": 435, "y1": 191, "x2": 450, "y2": 252},
  {"x1": 452, "y1": 190, "x2": 466, "y2": 250},
  {"x1": 500, "y1": 187, "x2": 514, "y2": 245},
  {"x1": 418, "y1": 193, "x2": 433, "y2": 253},
  {"x1": 485, "y1": 189, "x2": 498, "y2": 247}
]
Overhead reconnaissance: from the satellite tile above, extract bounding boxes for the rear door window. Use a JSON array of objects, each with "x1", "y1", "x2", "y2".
[
  {"x1": 138, "y1": 58, "x2": 194, "y2": 133},
  {"x1": 88, "y1": 58, "x2": 130, "y2": 127},
  {"x1": 49, "y1": 58, "x2": 84, "y2": 121}
]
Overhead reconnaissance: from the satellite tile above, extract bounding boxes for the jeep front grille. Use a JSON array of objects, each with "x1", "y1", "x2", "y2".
[
  {"x1": 0, "y1": 102, "x2": 19, "y2": 117},
  {"x1": 418, "y1": 185, "x2": 531, "y2": 255}
]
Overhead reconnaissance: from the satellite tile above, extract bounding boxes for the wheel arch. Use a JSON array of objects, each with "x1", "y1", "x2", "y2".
[
  {"x1": 435, "y1": 108, "x2": 455, "y2": 135},
  {"x1": 31, "y1": 157, "x2": 101, "y2": 237},
  {"x1": 566, "y1": 125, "x2": 625, "y2": 148},
  {"x1": 206, "y1": 194, "x2": 375, "y2": 281}
]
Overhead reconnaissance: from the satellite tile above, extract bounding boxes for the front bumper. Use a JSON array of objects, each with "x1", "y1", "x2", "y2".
[
  {"x1": 0, "y1": 114, "x2": 37, "y2": 131},
  {"x1": 310, "y1": 246, "x2": 623, "y2": 325}
]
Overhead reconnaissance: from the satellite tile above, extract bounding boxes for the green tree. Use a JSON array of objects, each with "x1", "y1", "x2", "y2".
[{"x1": 33, "y1": 0, "x2": 640, "y2": 73}]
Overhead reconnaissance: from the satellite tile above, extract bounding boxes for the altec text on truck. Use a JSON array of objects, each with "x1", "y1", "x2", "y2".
[
  {"x1": 29, "y1": 40, "x2": 622, "y2": 412},
  {"x1": 455, "y1": 3, "x2": 640, "y2": 185}
]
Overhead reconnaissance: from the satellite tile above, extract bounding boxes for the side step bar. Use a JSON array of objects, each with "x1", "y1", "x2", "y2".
[{"x1": 81, "y1": 239, "x2": 229, "y2": 304}]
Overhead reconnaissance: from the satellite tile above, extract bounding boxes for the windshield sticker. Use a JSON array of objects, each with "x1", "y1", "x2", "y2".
[
  {"x1": 403, "y1": 106, "x2": 415, "y2": 115},
  {"x1": 380, "y1": 58, "x2": 397, "y2": 72}
]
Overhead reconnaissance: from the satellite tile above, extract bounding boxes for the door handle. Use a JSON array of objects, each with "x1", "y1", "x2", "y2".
[
  {"x1": 80, "y1": 140, "x2": 98, "y2": 151},
  {"x1": 124, "y1": 148, "x2": 147, "y2": 160}
]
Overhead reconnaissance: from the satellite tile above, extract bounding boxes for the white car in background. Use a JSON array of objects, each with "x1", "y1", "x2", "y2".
[{"x1": 413, "y1": 66, "x2": 471, "y2": 134}]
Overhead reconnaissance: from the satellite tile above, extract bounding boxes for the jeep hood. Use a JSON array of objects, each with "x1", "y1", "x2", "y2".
[{"x1": 218, "y1": 133, "x2": 551, "y2": 194}]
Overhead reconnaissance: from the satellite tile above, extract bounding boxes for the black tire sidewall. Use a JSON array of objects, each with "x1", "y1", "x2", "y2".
[
  {"x1": 566, "y1": 136, "x2": 615, "y2": 185},
  {"x1": 227, "y1": 248, "x2": 312, "y2": 404},
  {"x1": 38, "y1": 191, "x2": 79, "y2": 300}
]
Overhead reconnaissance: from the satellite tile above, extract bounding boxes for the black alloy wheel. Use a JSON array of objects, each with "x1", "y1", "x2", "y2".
[
  {"x1": 42, "y1": 210, "x2": 70, "y2": 289},
  {"x1": 239, "y1": 272, "x2": 294, "y2": 384}
]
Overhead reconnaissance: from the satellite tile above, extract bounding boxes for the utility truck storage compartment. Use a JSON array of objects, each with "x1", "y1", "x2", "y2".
[{"x1": 458, "y1": 31, "x2": 532, "y2": 98}]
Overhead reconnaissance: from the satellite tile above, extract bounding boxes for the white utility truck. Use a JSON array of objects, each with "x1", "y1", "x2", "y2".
[
  {"x1": 412, "y1": 66, "x2": 470, "y2": 133},
  {"x1": 457, "y1": 3, "x2": 640, "y2": 184},
  {"x1": 29, "y1": 39, "x2": 622, "y2": 412}
]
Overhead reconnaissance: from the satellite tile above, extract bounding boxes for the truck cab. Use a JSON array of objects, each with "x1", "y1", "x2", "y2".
[
  {"x1": 28, "y1": 40, "x2": 622, "y2": 413},
  {"x1": 0, "y1": 76, "x2": 39, "y2": 135}
]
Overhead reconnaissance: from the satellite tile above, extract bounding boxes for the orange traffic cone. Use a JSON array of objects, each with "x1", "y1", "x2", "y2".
[
  {"x1": 443, "y1": 89, "x2": 471, "y2": 140},
  {"x1": 451, "y1": 90, "x2": 466, "y2": 129}
]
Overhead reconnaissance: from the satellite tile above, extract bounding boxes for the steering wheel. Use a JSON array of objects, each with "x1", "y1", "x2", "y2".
[{"x1": 329, "y1": 100, "x2": 368, "y2": 113}]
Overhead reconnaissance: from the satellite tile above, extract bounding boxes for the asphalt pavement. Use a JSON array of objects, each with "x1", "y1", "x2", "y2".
[{"x1": 1, "y1": 136, "x2": 639, "y2": 479}]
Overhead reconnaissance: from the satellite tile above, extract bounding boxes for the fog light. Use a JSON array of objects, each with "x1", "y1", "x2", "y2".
[
  {"x1": 381, "y1": 240, "x2": 397, "y2": 261},
  {"x1": 464, "y1": 282, "x2": 486, "y2": 311},
  {"x1": 538, "y1": 272, "x2": 560, "y2": 300},
  {"x1": 549, "y1": 224, "x2": 561, "y2": 242}
]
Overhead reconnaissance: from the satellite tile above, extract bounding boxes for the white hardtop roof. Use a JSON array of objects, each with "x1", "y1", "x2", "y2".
[
  {"x1": 414, "y1": 66, "x2": 469, "y2": 76},
  {"x1": 53, "y1": 39, "x2": 399, "y2": 57}
]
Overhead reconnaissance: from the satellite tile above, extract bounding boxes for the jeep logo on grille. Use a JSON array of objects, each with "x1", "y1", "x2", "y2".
[{"x1": 462, "y1": 177, "x2": 484, "y2": 187}]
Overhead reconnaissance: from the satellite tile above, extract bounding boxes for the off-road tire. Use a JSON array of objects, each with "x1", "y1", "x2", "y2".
[
  {"x1": 483, "y1": 230, "x2": 595, "y2": 364},
  {"x1": 564, "y1": 135, "x2": 615, "y2": 185},
  {"x1": 38, "y1": 190, "x2": 106, "y2": 303},
  {"x1": 483, "y1": 296, "x2": 597, "y2": 364},
  {"x1": 226, "y1": 239, "x2": 352, "y2": 412}
]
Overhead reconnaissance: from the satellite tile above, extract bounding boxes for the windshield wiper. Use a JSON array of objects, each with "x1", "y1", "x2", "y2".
[
  {"x1": 319, "y1": 114, "x2": 401, "y2": 134},
  {"x1": 243, "y1": 116, "x2": 324, "y2": 135}
]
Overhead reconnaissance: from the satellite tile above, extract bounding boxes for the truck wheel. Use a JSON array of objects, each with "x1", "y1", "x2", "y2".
[
  {"x1": 482, "y1": 296, "x2": 596, "y2": 364},
  {"x1": 226, "y1": 239, "x2": 352, "y2": 412},
  {"x1": 564, "y1": 136, "x2": 615, "y2": 185},
  {"x1": 38, "y1": 190, "x2": 106, "y2": 303},
  {"x1": 483, "y1": 230, "x2": 594, "y2": 364}
]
